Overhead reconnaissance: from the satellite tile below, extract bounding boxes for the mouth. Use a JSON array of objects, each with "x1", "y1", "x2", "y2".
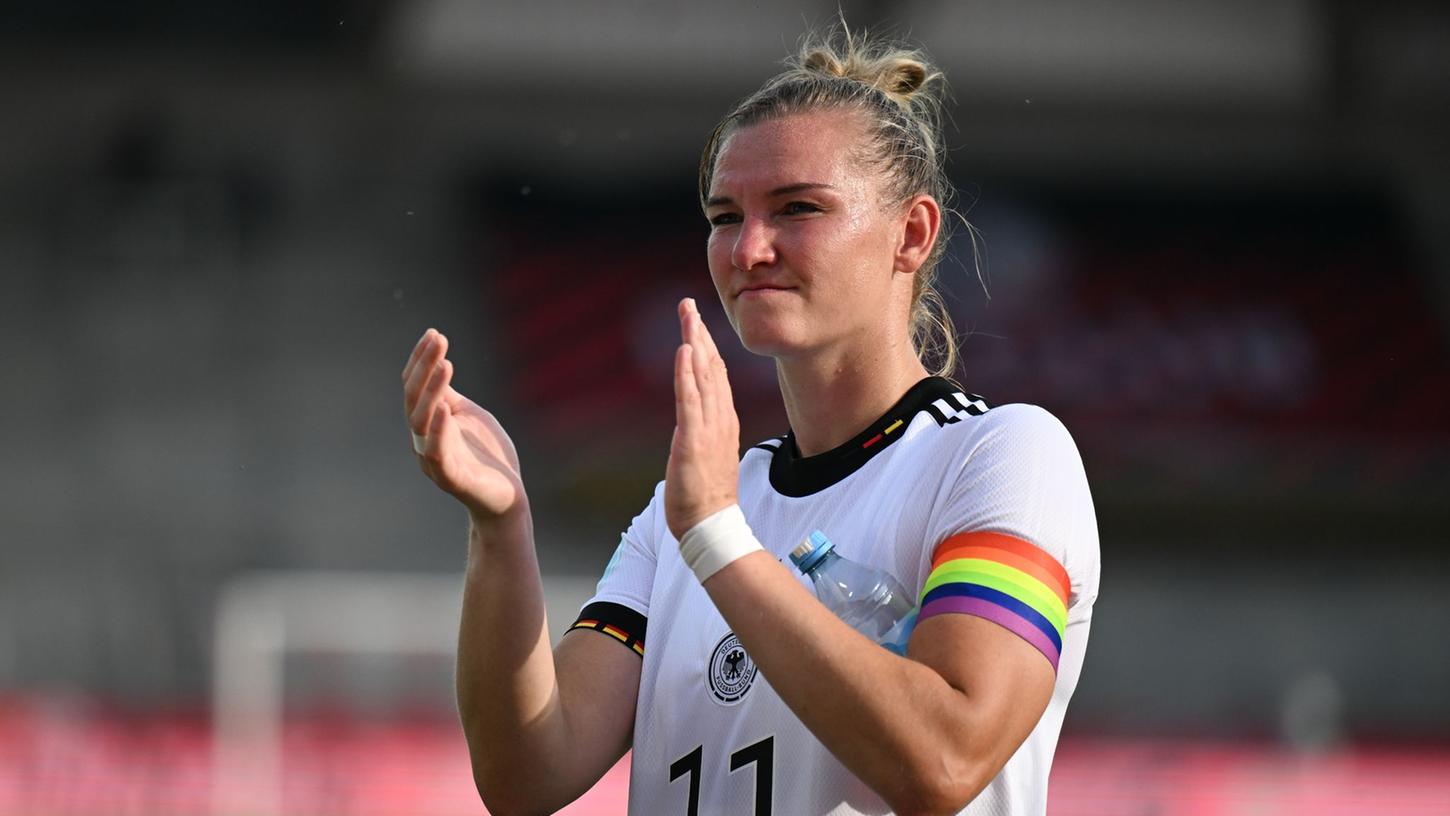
[{"x1": 737, "y1": 284, "x2": 796, "y2": 299}]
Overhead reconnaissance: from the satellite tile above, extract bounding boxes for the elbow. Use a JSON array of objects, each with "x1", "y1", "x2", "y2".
[
  {"x1": 884, "y1": 750, "x2": 994, "y2": 816},
  {"x1": 475, "y1": 776, "x2": 545, "y2": 811},
  {"x1": 886, "y1": 786, "x2": 975, "y2": 816},
  {"x1": 459, "y1": 719, "x2": 549, "y2": 815},
  {"x1": 471, "y1": 768, "x2": 519, "y2": 816},
  {"x1": 472, "y1": 768, "x2": 551, "y2": 816}
]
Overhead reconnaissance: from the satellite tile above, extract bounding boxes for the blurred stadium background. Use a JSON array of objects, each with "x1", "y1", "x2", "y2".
[{"x1": 2, "y1": 0, "x2": 1449, "y2": 813}]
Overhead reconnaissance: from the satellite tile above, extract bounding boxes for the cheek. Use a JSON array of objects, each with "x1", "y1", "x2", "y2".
[{"x1": 705, "y1": 233, "x2": 732, "y2": 292}]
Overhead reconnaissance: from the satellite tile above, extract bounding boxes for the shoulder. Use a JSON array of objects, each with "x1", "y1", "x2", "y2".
[
  {"x1": 624, "y1": 480, "x2": 670, "y2": 535},
  {"x1": 919, "y1": 401, "x2": 1092, "y2": 528},
  {"x1": 976, "y1": 401, "x2": 1068, "y2": 432},
  {"x1": 974, "y1": 402, "x2": 1079, "y2": 448},
  {"x1": 941, "y1": 403, "x2": 1093, "y2": 519},
  {"x1": 743, "y1": 435, "x2": 787, "y2": 458},
  {"x1": 638, "y1": 478, "x2": 667, "y2": 508},
  {"x1": 739, "y1": 434, "x2": 786, "y2": 479},
  {"x1": 943, "y1": 402, "x2": 1084, "y2": 472}
]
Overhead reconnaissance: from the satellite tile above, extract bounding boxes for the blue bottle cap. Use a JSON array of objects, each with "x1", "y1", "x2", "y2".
[{"x1": 789, "y1": 530, "x2": 834, "y2": 575}]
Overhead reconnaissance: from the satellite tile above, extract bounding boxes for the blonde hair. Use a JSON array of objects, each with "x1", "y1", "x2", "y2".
[{"x1": 699, "y1": 25, "x2": 967, "y2": 379}]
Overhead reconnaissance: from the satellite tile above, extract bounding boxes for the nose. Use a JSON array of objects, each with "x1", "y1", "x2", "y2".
[{"x1": 731, "y1": 215, "x2": 777, "y2": 272}]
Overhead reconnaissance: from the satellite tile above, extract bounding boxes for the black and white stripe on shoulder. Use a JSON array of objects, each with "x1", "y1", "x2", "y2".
[
  {"x1": 925, "y1": 391, "x2": 991, "y2": 427},
  {"x1": 750, "y1": 436, "x2": 786, "y2": 454}
]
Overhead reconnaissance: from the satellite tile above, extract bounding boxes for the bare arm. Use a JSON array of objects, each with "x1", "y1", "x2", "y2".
[
  {"x1": 454, "y1": 512, "x2": 642, "y2": 815},
  {"x1": 665, "y1": 301, "x2": 1055, "y2": 815},
  {"x1": 403, "y1": 329, "x2": 641, "y2": 815}
]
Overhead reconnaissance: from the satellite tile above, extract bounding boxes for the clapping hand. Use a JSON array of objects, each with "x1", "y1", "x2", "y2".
[
  {"x1": 664, "y1": 299, "x2": 742, "y2": 540},
  {"x1": 402, "y1": 329, "x2": 527, "y2": 525}
]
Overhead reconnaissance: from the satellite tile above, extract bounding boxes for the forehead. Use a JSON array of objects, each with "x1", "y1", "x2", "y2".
[{"x1": 709, "y1": 110, "x2": 869, "y2": 196}]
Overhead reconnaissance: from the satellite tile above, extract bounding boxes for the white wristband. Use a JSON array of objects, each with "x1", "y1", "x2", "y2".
[{"x1": 678, "y1": 504, "x2": 764, "y2": 584}]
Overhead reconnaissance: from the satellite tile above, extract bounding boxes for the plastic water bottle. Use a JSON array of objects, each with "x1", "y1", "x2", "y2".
[{"x1": 790, "y1": 530, "x2": 917, "y2": 654}]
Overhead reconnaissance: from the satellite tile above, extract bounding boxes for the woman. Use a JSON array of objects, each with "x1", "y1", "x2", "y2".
[{"x1": 402, "y1": 28, "x2": 1099, "y2": 816}]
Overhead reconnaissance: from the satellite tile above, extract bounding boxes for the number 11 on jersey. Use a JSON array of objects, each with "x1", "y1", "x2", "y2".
[{"x1": 669, "y1": 735, "x2": 774, "y2": 815}]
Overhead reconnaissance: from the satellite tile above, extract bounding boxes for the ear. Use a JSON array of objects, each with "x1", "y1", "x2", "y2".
[{"x1": 893, "y1": 194, "x2": 942, "y2": 276}]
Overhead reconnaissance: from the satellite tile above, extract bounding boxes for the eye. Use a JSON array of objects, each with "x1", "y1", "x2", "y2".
[
  {"x1": 709, "y1": 212, "x2": 742, "y2": 227},
  {"x1": 781, "y1": 201, "x2": 822, "y2": 216}
]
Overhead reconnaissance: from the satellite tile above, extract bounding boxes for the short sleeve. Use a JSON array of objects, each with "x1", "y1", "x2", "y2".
[
  {"x1": 917, "y1": 404, "x2": 1101, "y2": 671},
  {"x1": 566, "y1": 481, "x2": 664, "y2": 657}
]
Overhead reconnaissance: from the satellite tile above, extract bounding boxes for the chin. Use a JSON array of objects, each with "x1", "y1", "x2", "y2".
[
  {"x1": 727, "y1": 298, "x2": 817, "y2": 355},
  {"x1": 733, "y1": 321, "x2": 808, "y2": 358}
]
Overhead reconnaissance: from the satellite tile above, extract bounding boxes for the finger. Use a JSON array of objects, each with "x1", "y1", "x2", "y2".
[
  {"x1": 692, "y1": 306, "x2": 732, "y2": 419},
  {"x1": 440, "y1": 383, "x2": 468, "y2": 412},
  {"x1": 674, "y1": 342, "x2": 703, "y2": 434},
  {"x1": 403, "y1": 333, "x2": 438, "y2": 413},
  {"x1": 691, "y1": 320, "x2": 717, "y2": 420},
  {"x1": 681, "y1": 301, "x2": 717, "y2": 421},
  {"x1": 683, "y1": 300, "x2": 731, "y2": 416},
  {"x1": 688, "y1": 300, "x2": 726, "y2": 371},
  {"x1": 418, "y1": 401, "x2": 449, "y2": 467},
  {"x1": 403, "y1": 332, "x2": 449, "y2": 414},
  {"x1": 430, "y1": 401, "x2": 449, "y2": 448},
  {"x1": 410, "y1": 358, "x2": 452, "y2": 434},
  {"x1": 401, "y1": 328, "x2": 437, "y2": 386},
  {"x1": 676, "y1": 297, "x2": 693, "y2": 338},
  {"x1": 413, "y1": 358, "x2": 452, "y2": 433},
  {"x1": 693, "y1": 309, "x2": 737, "y2": 425}
]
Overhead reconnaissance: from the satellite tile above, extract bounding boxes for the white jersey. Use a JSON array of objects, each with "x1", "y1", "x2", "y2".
[{"x1": 570, "y1": 377, "x2": 1101, "y2": 816}]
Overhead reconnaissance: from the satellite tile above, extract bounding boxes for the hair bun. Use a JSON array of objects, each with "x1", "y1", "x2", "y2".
[
  {"x1": 801, "y1": 49, "x2": 847, "y2": 78},
  {"x1": 798, "y1": 34, "x2": 940, "y2": 109},
  {"x1": 879, "y1": 58, "x2": 929, "y2": 98}
]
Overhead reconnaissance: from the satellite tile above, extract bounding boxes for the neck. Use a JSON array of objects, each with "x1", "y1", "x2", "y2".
[{"x1": 775, "y1": 335, "x2": 931, "y2": 457}]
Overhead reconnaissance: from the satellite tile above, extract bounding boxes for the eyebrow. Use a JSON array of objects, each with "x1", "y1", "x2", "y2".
[{"x1": 705, "y1": 182, "x2": 836, "y2": 209}]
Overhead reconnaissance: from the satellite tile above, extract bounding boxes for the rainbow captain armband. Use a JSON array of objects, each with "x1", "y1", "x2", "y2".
[
  {"x1": 568, "y1": 602, "x2": 647, "y2": 657},
  {"x1": 918, "y1": 531, "x2": 1071, "y2": 671}
]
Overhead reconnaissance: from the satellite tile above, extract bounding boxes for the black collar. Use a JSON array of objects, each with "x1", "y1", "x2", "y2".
[{"x1": 762, "y1": 377, "x2": 966, "y2": 497}]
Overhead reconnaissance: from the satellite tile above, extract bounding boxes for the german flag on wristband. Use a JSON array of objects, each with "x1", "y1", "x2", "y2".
[
  {"x1": 569, "y1": 601, "x2": 647, "y2": 657},
  {"x1": 917, "y1": 531, "x2": 1070, "y2": 671}
]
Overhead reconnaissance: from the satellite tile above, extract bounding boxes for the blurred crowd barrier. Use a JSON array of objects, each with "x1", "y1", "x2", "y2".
[{"x1": 3, "y1": 696, "x2": 1449, "y2": 815}]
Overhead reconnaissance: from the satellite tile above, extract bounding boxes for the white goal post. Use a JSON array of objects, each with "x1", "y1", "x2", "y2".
[{"x1": 210, "y1": 570, "x2": 598, "y2": 816}]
